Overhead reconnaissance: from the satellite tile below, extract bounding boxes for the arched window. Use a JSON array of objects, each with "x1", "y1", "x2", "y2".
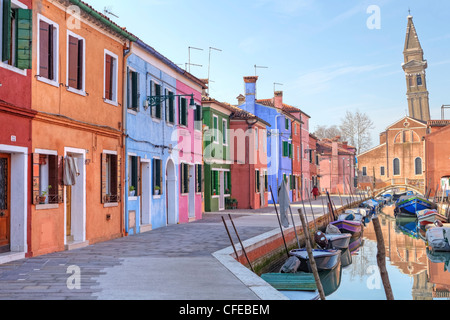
[
  {"x1": 393, "y1": 158, "x2": 400, "y2": 176},
  {"x1": 415, "y1": 157, "x2": 423, "y2": 175}
]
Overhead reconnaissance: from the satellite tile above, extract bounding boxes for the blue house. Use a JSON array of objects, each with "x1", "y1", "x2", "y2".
[
  {"x1": 237, "y1": 76, "x2": 294, "y2": 204},
  {"x1": 123, "y1": 40, "x2": 175, "y2": 234}
]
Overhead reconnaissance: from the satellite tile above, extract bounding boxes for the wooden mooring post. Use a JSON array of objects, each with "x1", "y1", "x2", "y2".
[
  {"x1": 298, "y1": 209, "x2": 326, "y2": 300},
  {"x1": 372, "y1": 215, "x2": 395, "y2": 300}
]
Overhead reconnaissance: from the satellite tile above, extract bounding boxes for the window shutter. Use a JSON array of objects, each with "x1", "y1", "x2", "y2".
[
  {"x1": 48, "y1": 155, "x2": 58, "y2": 204},
  {"x1": 116, "y1": 155, "x2": 121, "y2": 202},
  {"x1": 2, "y1": 0, "x2": 11, "y2": 62},
  {"x1": 68, "y1": 35, "x2": 79, "y2": 89},
  {"x1": 48, "y1": 25, "x2": 54, "y2": 79},
  {"x1": 39, "y1": 20, "x2": 50, "y2": 78},
  {"x1": 169, "y1": 91, "x2": 174, "y2": 123},
  {"x1": 137, "y1": 157, "x2": 141, "y2": 196},
  {"x1": 15, "y1": 8, "x2": 33, "y2": 70},
  {"x1": 32, "y1": 153, "x2": 40, "y2": 205},
  {"x1": 77, "y1": 39, "x2": 83, "y2": 90},
  {"x1": 57, "y1": 156, "x2": 64, "y2": 203},
  {"x1": 152, "y1": 159, "x2": 156, "y2": 194},
  {"x1": 110, "y1": 155, "x2": 118, "y2": 201},
  {"x1": 105, "y1": 54, "x2": 113, "y2": 100},
  {"x1": 289, "y1": 143, "x2": 293, "y2": 159},
  {"x1": 101, "y1": 153, "x2": 107, "y2": 203},
  {"x1": 180, "y1": 164, "x2": 184, "y2": 194},
  {"x1": 149, "y1": 80, "x2": 154, "y2": 116},
  {"x1": 131, "y1": 71, "x2": 138, "y2": 110}
]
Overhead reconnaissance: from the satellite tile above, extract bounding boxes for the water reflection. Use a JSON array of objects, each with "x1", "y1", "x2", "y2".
[{"x1": 326, "y1": 205, "x2": 450, "y2": 300}]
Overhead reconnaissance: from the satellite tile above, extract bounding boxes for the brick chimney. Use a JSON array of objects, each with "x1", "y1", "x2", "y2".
[
  {"x1": 237, "y1": 94, "x2": 246, "y2": 106},
  {"x1": 274, "y1": 91, "x2": 283, "y2": 109}
]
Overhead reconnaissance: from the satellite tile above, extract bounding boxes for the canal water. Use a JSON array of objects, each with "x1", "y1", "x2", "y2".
[{"x1": 271, "y1": 205, "x2": 450, "y2": 300}]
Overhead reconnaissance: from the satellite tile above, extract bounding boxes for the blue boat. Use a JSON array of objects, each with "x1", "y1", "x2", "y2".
[{"x1": 394, "y1": 195, "x2": 437, "y2": 216}]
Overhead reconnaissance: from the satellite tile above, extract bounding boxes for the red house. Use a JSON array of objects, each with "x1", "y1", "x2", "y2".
[
  {"x1": 0, "y1": 0, "x2": 35, "y2": 263},
  {"x1": 229, "y1": 106, "x2": 270, "y2": 209}
]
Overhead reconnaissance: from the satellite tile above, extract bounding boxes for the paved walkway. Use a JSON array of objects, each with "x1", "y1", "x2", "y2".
[{"x1": 0, "y1": 195, "x2": 354, "y2": 300}]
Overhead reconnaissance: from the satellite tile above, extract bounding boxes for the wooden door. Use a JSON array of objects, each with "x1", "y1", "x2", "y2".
[{"x1": 0, "y1": 154, "x2": 11, "y2": 254}]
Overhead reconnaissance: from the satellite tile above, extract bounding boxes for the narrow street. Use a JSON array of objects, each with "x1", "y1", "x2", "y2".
[{"x1": 0, "y1": 195, "x2": 351, "y2": 300}]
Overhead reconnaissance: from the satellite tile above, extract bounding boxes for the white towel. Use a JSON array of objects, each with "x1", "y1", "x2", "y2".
[{"x1": 278, "y1": 181, "x2": 290, "y2": 228}]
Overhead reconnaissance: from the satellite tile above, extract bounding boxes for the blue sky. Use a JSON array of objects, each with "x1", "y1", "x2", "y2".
[{"x1": 90, "y1": 0, "x2": 450, "y2": 147}]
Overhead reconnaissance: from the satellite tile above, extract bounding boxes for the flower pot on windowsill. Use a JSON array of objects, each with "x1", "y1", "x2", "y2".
[
  {"x1": 129, "y1": 191, "x2": 136, "y2": 197},
  {"x1": 155, "y1": 190, "x2": 160, "y2": 195},
  {"x1": 39, "y1": 196, "x2": 46, "y2": 204}
]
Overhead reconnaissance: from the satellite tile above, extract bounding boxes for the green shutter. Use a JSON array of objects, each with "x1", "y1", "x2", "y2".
[
  {"x1": 131, "y1": 72, "x2": 138, "y2": 110},
  {"x1": 2, "y1": 0, "x2": 11, "y2": 62},
  {"x1": 15, "y1": 8, "x2": 32, "y2": 69},
  {"x1": 289, "y1": 143, "x2": 293, "y2": 159}
]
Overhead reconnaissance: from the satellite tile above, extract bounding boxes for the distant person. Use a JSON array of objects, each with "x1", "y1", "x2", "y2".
[{"x1": 312, "y1": 186, "x2": 320, "y2": 200}]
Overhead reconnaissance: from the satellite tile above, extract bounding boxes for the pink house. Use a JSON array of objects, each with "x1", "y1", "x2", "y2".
[
  {"x1": 176, "y1": 79, "x2": 204, "y2": 223},
  {"x1": 317, "y1": 138, "x2": 356, "y2": 195}
]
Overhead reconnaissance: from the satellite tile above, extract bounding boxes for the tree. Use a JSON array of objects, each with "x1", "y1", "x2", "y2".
[
  {"x1": 339, "y1": 110, "x2": 374, "y2": 155},
  {"x1": 313, "y1": 125, "x2": 342, "y2": 140}
]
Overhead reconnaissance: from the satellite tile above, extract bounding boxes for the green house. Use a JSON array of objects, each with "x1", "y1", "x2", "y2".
[{"x1": 201, "y1": 97, "x2": 235, "y2": 212}]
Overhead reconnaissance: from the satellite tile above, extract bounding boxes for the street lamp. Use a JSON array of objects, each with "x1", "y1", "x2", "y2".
[{"x1": 147, "y1": 93, "x2": 196, "y2": 110}]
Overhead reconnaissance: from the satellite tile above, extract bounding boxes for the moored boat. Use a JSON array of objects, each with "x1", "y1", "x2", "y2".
[
  {"x1": 330, "y1": 211, "x2": 364, "y2": 238},
  {"x1": 395, "y1": 195, "x2": 437, "y2": 217},
  {"x1": 325, "y1": 233, "x2": 352, "y2": 250},
  {"x1": 426, "y1": 227, "x2": 450, "y2": 252},
  {"x1": 289, "y1": 249, "x2": 341, "y2": 273},
  {"x1": 417, "y1": 209, "x2": 448, "y2": 227}
]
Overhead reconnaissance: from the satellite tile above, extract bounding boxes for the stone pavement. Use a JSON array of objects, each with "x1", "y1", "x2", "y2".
[{"x1": 0, "y1": 195, "x2": 354, "y2": 300}]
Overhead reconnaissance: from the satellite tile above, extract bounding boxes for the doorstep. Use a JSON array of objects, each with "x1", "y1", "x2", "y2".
[
  {"x1": 65, "y1": 240, "x2": 90, "y2": 251},
  {"x1": 0, "y1": 252, "x2": 26, "y2": 265}
]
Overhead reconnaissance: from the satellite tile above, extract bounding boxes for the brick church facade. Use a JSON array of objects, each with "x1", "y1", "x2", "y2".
[{"x1": 357, "y1": 15, "x2": 429, "y2": 191}]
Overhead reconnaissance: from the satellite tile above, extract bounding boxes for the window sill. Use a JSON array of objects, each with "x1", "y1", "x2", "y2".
[
  {"x1": 37, "y1": 76, "x2": 59, "y2": 88},
  {"x1": 152, "y1": 117, "x2": 162, "y2": 123},
  {"x1": 104, "y1": 99, "x2": 118, "y2": 107},
  {"x1": 36, "y1": 204, "x2": 59, "y2": 210},
  {"x1": 153, "y1": 195, "x2": 161, "y2": 199},
  {"x1": 128, "y1": 196, "x2": 138, "y2": 201},
  {"x1": 0, "y1": 62, "x2": 27, "y2": 76},
  {"x1": 66, "y1": 86, "x2": 86, "y2": 96},
  {"x1": 127, "y1": 109, "x2": 138, "y2": 115},
  {"x1": 104, "y1": 202, "x2": 119, "y2": 208}
]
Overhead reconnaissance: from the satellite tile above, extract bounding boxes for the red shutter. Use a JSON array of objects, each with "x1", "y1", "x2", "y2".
[
  {"x1": 48, "y1": 25, "x2": 54, "y2": 80},
  {"x1": 77, "y1": 39, "x2": 84, "y2": 90},
  {"x1": 32, "y1": 154, "x2": 40, "y2": 205},
  {"x1": 58, "y1": 156, "x2": 64, "y2": 203},
  {"x1": 105, "y1": 54, "x2": 113, "y2": 100},
  {"x1": 48, "y1": 155, "x2": 58, "y2": 204},
  {"x1": 101, "y1": 153, "x2": 107, "y2": 203},
  {"x1": 39, "y1": 21, "x2": 50, "y2": 79},
  {"x1": 68, "y1": 36, "x2": 79, "y2": 89}
]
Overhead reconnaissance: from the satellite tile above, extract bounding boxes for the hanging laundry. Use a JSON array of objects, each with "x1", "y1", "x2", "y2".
[{"x1": 64, "y1": 156, "x2": 80, "y2": 186}]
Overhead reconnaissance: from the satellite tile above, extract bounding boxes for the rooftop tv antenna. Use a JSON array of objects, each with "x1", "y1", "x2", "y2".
[
  {"x1": 104, "y1": 6, "x2": 119, "y2": 19},
  {"x1": 274, "y1": 82, "x2": 283, "y2": 92},
  {"x1": 208, "y1": 47, "x2": 222, "y2": 95},
  {"x1": 254, "y1": 65, "x2": 268, "y2": 76},
  {"x1": 188, "y1": 46, "x2": 203, "y2": 73}
]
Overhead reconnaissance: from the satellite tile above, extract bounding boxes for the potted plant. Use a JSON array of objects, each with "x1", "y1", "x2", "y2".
[
  {"x1": 40, "y1": 185, "x2": 52, "y2": 204},
  {"x1": 129, "y1": 186, "x2": 136, "y2": 197},
  {"x1": 155, "y1": 186, "x2": 160, "y2": 195}
]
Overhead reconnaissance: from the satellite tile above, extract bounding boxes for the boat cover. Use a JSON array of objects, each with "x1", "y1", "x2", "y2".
[
  {"x1": 427, "y1": 228, "x2": 450, "y2": 251},
  {"x1": 326, "y1": 224, "x2": 341, "y2": 235},
  {"x1": 280, "y1": 256, "x2": 301, "y2": 274}
]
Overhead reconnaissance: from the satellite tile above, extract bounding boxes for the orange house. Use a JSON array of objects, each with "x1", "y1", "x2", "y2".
[{"x1": 30, "y1": 0, "x2": 135, "y2": 256}]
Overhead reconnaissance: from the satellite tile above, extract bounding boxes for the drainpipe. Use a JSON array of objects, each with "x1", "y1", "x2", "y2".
[{"x1": 122, "y1": 41, "x2": 133, "y2": 236}]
